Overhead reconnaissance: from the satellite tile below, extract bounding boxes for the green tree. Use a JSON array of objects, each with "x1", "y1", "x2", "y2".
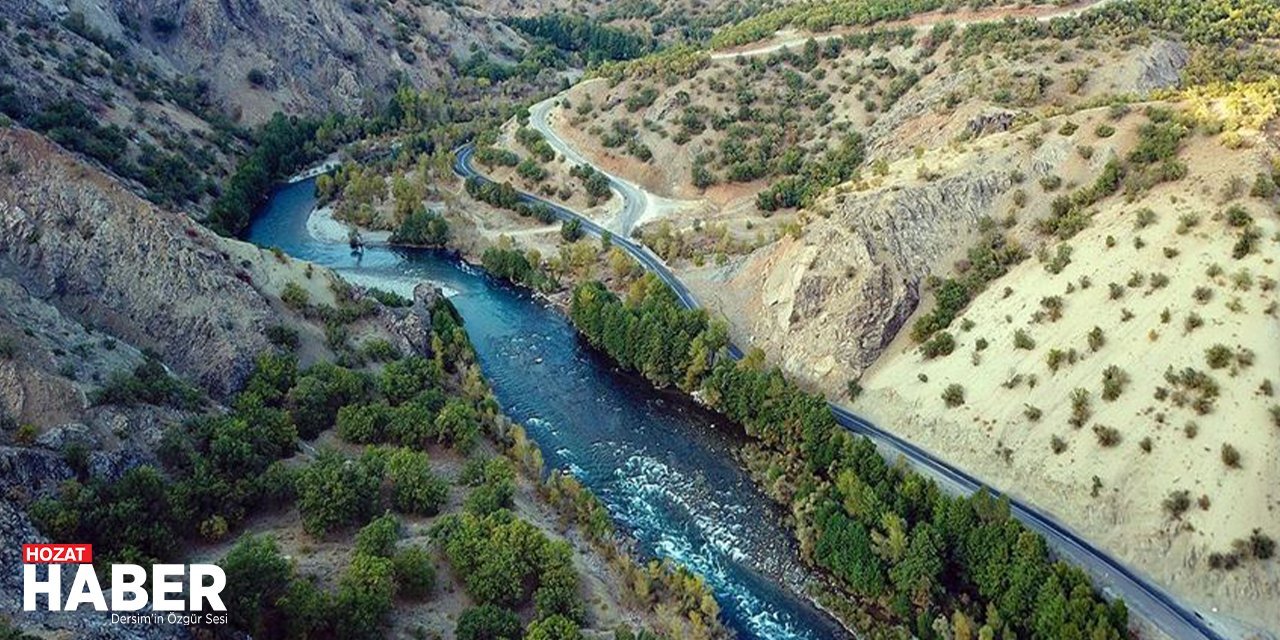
[
  {"x1": 335, "y1": 554, "x2": 396, "y2": 639},
  {"x1": 456, "y1": 605, "x2": 522, "y2": 640}
]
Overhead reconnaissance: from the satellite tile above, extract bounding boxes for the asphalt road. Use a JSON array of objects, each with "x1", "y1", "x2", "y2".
[
  {"x1": 453, "y1": 142, "x2": 1232, "y2": 640},
  {"x1": 527, "y1": 98, "x2": 649, "y2": 236}
]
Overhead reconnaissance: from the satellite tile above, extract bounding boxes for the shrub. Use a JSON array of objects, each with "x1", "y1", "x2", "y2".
[
  {"x1": 1087, "y1": 326, "x2": 1105, "y2": 352},
  {"x1": 391, "y1": 209, "x2": 449, "y2": 246},
  {"x1": 1094, "y1": 124, "x2": 1115, "y2": 138},
  {"x1": 265, "y1": 324, "x2": 300, "y2": 350},
  {"x1": 391, "y1": 546, "x2": 436, "y2": 599},
  {"x1": 942, "y1": 383, "x2": 965, "y2": 407},
  {"x1": 386, "y1": 448, "x2": 448, "y2": 516},
  {"x1": 1184, "y1": 312, "x2": 1204, "y2": 333},
  {"x1": 1050, "y1": 435, "x2": 1066, "y2": 454},
  {"x1": 1220, "y1": 443, "x2": 1241, "y2": 468},
  {"x1": 1225, "y1": 205, "x2": 1252, "y2": 227},
  {"x1": 1013, "y1": 329, "x2": 1036, "y2": 350},
  {"x1": 1163, "y1": 489, "x2": 1191, "y2": 519},
  {"x1": 1133, "y1": 208, "x2": 1157, "y2": 229},
  {"x1": 355, "y1": 513, "x2": 400, "y2": 558},
  {"x1": 560, "y1": 218, "x2": 583, "y2": 242},
  {"x1": 1139, "y1": 437, "x2": 1152, "y2": 453},
  {"x1": 296, "y1": 449, "x2": 383, "y2": 537},
  {"x1": 281, "y1": 282, "x2": 310, "y2": 310},
  {"x1": 1205, "y1": 344, "x2": 1233, "y2": 369},
  {"x1": 1092, "y1": 424, "x2": 1121, "y2": 447},
  {"x1": 0, "y1": 335, "x2": 15, "y2": 359},
  {"x1": 1025, "y1": 405, "x2": 1043, "y2": 422},
  {"x1": 1192, "y1": 286, "x2": 1213, "y2": 304},
  {"x1": 1184, "y1": 421, "x2": 1199, "y2": 439},
  {"x1": 1101, "y1": 365, "x2": 1129, "y2": 401},
  {"x1": 335, "y1": 553, "x2": 395, "y2": 638},
  {"x1": 1248, "y1": 529, "x2": 1276, "y2": 560},
  {"x1": 247, "y1": 68, "x2": 268, "y2": 87},
  {"x1": 456, "y1": 605, "x2": 522, "y2": 640},
  {"x1": 921, "y1": 331, "x2": 956, "y2": 359},
  {"x1": 1069, "y1": 388, "x2": 1091, "y2": 428}
]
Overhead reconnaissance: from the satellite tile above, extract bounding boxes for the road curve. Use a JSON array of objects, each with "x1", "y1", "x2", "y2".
[
  {"x1": 453, "y1": 142, "x2": 1232, "y2": 640},
  {"x1": 527, "y1": 97, "x2": 649, "y2": 237}
]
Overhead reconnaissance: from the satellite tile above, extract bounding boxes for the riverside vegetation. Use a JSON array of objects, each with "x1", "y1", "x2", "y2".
[
  {"x1": 27, "y1": 294, "x2": 726, "y2": 640},
  {"x1": 569, "y1": 274, "x2": 1128, "y2": 639}
]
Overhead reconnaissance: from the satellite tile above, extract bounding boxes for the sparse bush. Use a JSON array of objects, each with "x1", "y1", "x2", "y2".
[
  {"x1": 1139, "y1": 437, "x2": 1152, "y2": 453},
  {"x1": 1251, "y1": 172, "x2": 1277, "y2": 198},
  {"x1": 1050, "y1": 435, "x2": 1066, "y2": 454},
  {"x1": 1069, "y1": 388, "x2": 1091, "y2": 428},
  {"x1": 846, "y1": 380, "x2": 862, "y2": 400},
  {"x1": 1025, "y1": 405, "x2": 1043, "y2": 422},
  {"x1": 1192, "y1": 286, "x2": 1213, "y2": 304},
  {"x1": 1013, "y1": 329, "x2": 1036, "y2": 350},
  {"x1": 1184, "y1": 312, "x2": 1204, "y2": 333},
  {"x1": 1101, "y1": 365, "x2": 1129, "y2": 401},
  {"x1": 1184, "y1": 421, "x2": 1199, "y2": 439},
  {"x1": 1205, "y1": 344, "x2": 1233, "y2": 369},
  {"x1": 1220, "y1": 443, "x2": 1241, "y2": 468},
  {"x1": 1133, "y1": 208, "x2": 1157, "y2": 229},
  {"x1": 942, "y1": 383, "x2": 965, "y2": 407},
  {"x1": 391, "y1": 546, "x2": 436, "y2": 599},
  {"x1": 1087, "y1": 326, "x2": 1105, "y2": 352},
  {"x1": 1225, "y1": 205, "x2": 1252, "y2": 227},
  {"x1": 1163, "y1": 489, "x2": 1191, "y2": 519},
  {"x1": 1108, "y1": 282, "x2": 1124, "y2": 300},
  {"x1": 281, "y1": 282, "x2": 310, "y2": 310},
  {"x1": 1092, "y1": 424, "x2": 1121, "y2": 447},
  {"x1": 265, "y1": 324, "x2": 301, "y2": 350},
  {"x1": 921, "y1": 331, "x2": 956, "y2": 359},
  {"x1": 1094, "y1": 124, "x2": 1115, "y2": 138}
]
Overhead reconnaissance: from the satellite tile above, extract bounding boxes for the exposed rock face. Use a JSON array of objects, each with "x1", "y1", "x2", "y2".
[
  {"x1": 1133, "y1": 39, "x2": 1190, "y2": 92},
  {"x1": 382, "y1": 283, "x2": 441, "y2": 357},
  {"x1": 0, "y1": 128, "x2": 283, "y2": 397},
  {"x1": 703, "y1": 168, "x2": 1012, "y2": 387}
]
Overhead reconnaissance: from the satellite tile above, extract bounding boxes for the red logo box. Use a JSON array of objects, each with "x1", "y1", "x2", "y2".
[{"x1": 22, "y1": 544, "x2": 93, "y2": 564}]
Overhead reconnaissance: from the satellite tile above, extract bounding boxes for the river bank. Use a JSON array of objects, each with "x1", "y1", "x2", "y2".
[{"x1": 247, "y1": 175, "x2": 853, "y2": 640}]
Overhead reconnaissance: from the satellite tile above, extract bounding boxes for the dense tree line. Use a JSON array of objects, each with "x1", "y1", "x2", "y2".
[
  {"x1": 208, "y1": 113, "x2": 322, "y2": 236},
  {"x1": 709, "y1": 0, "x2": 1018, "y2": 49},
  {"x1": 389, "y1": 207, "x2": 450, "y2": 246},
  {"x1": 567, "y1": 276, "x2": 1129, "y2": 639},
  {"x1": 570, "y1": 275, "x2": 727, "y2": 390},
  {"x1": 508, "y1": 13, "x2": 656, "y2": 65}
]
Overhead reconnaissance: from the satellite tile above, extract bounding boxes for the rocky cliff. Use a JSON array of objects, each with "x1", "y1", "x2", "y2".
[{"x1": 0, "y1": 127, "x2": 282, "y2": 396}]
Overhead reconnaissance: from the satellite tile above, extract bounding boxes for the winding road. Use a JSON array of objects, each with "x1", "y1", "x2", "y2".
[
  {"x1": 456, "y1": 30, "x2": 1253, "y2": 629},
  {"x1": 454, "y1": 141, "x2": 1236, "y2": 640}
]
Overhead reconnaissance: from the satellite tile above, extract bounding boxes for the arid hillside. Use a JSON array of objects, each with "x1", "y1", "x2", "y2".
[{"x1": 471, "y1": 2, "x2": 1280, "y2": 634}]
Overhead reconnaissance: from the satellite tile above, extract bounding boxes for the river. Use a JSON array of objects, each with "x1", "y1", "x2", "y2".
[{"x1": 246, "y1": 178, "x2": 850, "y2": 640}]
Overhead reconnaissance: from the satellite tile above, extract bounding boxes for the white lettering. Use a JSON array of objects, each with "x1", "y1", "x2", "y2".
[
  {"x1": 188, "y1": 565, "x2": 226, "y2": 612},
  {"x1": 23, "y1": 564, "x2": 60, "y2": 611},
  {"x1": 151, "y1": 565, "x2": 185, "y2": 611},
  {"x1": 111, "y1": 564, "x2": 149, "y2": 611},
  {"x1": 63, "y1": 565, "x2": 107, "y2": 611}
]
